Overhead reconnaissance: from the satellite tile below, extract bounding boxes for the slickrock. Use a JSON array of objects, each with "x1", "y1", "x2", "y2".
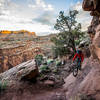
[
  {"x1": 63, "y1": 0, "x2": 100, "y2": 100},
  {"x1": 0, "y1": 59, "x2": 39, "y2": 86}
]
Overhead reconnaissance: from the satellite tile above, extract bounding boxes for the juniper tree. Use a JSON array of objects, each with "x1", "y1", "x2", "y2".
[{"x1": 51, "y1": 10, "x2": 84, "y2": 57}]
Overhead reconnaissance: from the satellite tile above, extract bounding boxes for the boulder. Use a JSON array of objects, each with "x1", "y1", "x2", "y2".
[
  {"x1": 82, "y1": 0, "x2": 100, "y2": 16},
  {"x1": 44, "y1": 80, "x2": 55, "y2": 86},
  {"x1": 82, "y1": 0, "x2": 94, "y2": 11},
  {"x1": 0, "y1": 59, "x2": 39, "y2": 85}
]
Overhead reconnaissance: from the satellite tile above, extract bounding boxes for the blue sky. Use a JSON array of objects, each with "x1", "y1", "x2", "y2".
[
  {"x1": 46, "y1": 0, "x2": 82, "y2": 10},
  {"x1": 0, "y1": 0, "x2": 91, "y2": 36}
]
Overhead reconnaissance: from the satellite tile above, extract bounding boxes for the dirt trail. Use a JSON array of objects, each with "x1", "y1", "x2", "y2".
[
  {"x1": 0, "y1": 81, "x2": 66, "y2": 100},
  {"x1": 0, "y1": 61, "x2": 70, "y2": 100}
]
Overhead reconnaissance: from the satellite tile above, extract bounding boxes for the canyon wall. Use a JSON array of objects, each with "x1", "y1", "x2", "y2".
[
  {"x1": 83, "y1": 0, "x2": 100, "y2": 61},
  {"x1": 63, "y1": 1, "x2": 100, "y2": 100},
  {"x1": 0, "y1": 42, "x2": 43, "y2": 73}
]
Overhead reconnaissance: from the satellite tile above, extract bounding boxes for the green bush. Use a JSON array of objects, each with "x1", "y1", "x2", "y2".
[
  {"x1": 35, "y1": 54, "x2": 44, "y2": 66},
  {"x1": 56, "y1": 60, "x2": 62, "y2": 67},
  {"x1": 52, "y1": 68, "x2": 58, "y2": 73},
  {"x1": 0, "y1": 81, "x2": 7, "y2": 93},
  {"x1": 47, "y1": 59, "x2": 54, "y2": 65},
  {"x1": 39, "y1": 65, "x2": 48, "y2": 73}
]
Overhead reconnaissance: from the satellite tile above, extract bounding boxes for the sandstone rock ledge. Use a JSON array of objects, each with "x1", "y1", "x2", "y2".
[
  {"x1": 0, "y1": 59, "x2": 39, "y2": 86},
  {"x1": 63, "y1": 58, "x2": 100, "y2": 100}
]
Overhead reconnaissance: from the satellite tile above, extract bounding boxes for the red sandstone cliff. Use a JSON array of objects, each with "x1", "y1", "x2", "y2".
[
  {"x1": 62, "y1": 0, "x2": 100, "y2": 100},
  {"x1": 0, "y1": 42, "x2": 44, "y2": 73}
]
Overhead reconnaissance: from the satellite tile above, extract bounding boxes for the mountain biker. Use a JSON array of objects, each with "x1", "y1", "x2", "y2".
[{"x1": 73, "y1": 49, "x2": 84, "y2": 70}]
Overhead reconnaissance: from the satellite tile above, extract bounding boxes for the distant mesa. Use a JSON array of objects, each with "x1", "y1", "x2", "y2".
[{"x1": 0, "y1": 30, "x2": 36, "y2": 36}]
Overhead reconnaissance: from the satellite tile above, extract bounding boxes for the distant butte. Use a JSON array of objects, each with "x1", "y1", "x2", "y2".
[{"x1": 0, "y1": 30, "x2": 36, "y2": 36}]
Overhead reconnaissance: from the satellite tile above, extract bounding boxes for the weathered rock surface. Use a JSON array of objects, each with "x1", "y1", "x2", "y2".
[
  {"x1": 0, "y1": 59, "x2": 39, "y2": 85},
  {"x1": 0, "y1": 42, "x2": 44, "y2": 73},
  {"x1": 63, "y1": 58, "x2": 92, "y2": 99},
  {"x1": 79, "y1": 60, "x2": 100, "y2": 99},
  {"x1": 63, "y1": 58, "x2": 100, "y2": 99},
  {"x1": 0, "y1": 33, "x2": 54, "y2": 73},
  {"x1": 82, "y1": 0, "x2": 100, "y2": 16},
  {"x1": 88, "y1": 16, "x2": 100, "y2": 36},
  {"x1": 82, "y1": 0, "x2": 100, "y2": 61},
  {"x1": 63, "y1": 0, "x2": 100, "y2": 100}
]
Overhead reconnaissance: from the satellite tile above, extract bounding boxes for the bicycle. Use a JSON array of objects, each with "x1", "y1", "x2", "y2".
[{"x1": 70, "y1": 59, "x2": 81, "y2": 77}]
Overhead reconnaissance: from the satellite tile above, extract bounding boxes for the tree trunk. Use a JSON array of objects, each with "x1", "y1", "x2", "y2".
[{"x1": 69, "y1": 33, "x2": 76, "y2": 54}]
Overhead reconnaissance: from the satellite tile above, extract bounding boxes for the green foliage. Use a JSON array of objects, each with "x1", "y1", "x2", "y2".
[
  {"x1": 52, "y1": 45, "x2": 71, "y2": 58},
  {"x1": 0, "y1": 81, "x2": 7, "y2": 93},
  {"x1": 39, "y1": 64, "x2": 48, "y2": 73},
  {"x1": 35, "y1": 54, "x2": 43, "y2": 66},
  {"x1": 51, "y1": 10, "x2": 85, "y2": 57},
  {"x1": 52, "y1": 68, "x2": 58, "y2": 73},
  {"x1": 54, "y1": 10, "x2": 79, "y2": 32},
  {"x1": 47, "y1": 59, "x2": 54, "y2": 65},
  {"x1": 56, "y1": 60, "x2": 62, "y2": 66},
  {"x1": 75, "y1": 39, "x2": 80, "y2": 46}
]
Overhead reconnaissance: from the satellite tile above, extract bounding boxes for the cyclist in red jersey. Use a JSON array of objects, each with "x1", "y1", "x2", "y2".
[{"x1": 73, "y1": 49, "x2": 84, "y2": 70}]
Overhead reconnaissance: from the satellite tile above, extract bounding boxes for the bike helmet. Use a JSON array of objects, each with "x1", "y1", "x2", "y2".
[{"x1": 76, "y1": 50, "x2": 82, "y2": 54}]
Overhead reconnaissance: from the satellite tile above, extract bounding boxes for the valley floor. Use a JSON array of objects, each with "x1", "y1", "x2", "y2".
[{"x1": 0, "y1": 61, "x2": 71, "y2": 100}]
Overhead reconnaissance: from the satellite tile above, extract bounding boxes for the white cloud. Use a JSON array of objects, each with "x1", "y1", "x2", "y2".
[
  {"x1": 35, "y1": 11, "x2": 56, "y2": 25},
  {"x1": 0, "y1": 20, "x2": 56, "y2": 35},
  {"x1": 0, "y1": 13, "x2": 55, "y2": 35},
  {"x1": 45, "y1": 4, "x2": 54, "y2": 11},
  {"x1": 0, "y1": 0, "x2": 10, "y2": 15},
  {"x1": 0, "y1": 0, "x2": 55, "y2": 35},
  {"x1": 0, "y1": 0, "x2": 92, "y2": 36},
  {"x1": 72, "y1": 1, "x2": 92, "y2": 31},
  {"x1": 0, "y1": 14, "x2": 32, "y2": 24},
  {"x1": 29, "y1": 0, "x2": 54, "y2": 11},
  {"x1": 0, "y1": 0, "x2": 56, "y2": 36},
  {"x1": 73, "y1": 1, "x2": 82, "y2": 11}
]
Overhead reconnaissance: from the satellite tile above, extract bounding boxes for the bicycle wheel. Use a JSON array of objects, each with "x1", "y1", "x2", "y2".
[{"x1": 73, "y1": 66, "x2": 78, "y2": 77}]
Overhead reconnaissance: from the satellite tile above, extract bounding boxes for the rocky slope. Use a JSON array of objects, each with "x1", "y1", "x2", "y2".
[
  {"x1": 0, "y1": 42, "x2": 42, "y2": 73},
  {"x1": 0, "y1": 58, "x2": 71, "y2": 100},
  {"x1": 62, "y1": 0, "x2": 100, "y2": 100},
  {"x1": 1, "y1": 1, "x2": 100, "y2": 99},
  {"x1": 0, "y1": 34, "x2": 54, "y2": 73}
]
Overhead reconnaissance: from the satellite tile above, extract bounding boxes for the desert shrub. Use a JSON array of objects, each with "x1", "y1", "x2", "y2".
[
  {"x1": 55, "y1": 60, "x2": 62, "y2": 67},
  {"x1": 35, "y1": 54, "x2": 44, "y2": 66},
  {"x1": 39, "y1": 64, "x2": 49, "y2": 73},
  {"x1": 0, "y1": 81, "x2": 7, "y2": 93},
  {"x1": 47, "y1": 59, "x2": 54, "y2": 66}
]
